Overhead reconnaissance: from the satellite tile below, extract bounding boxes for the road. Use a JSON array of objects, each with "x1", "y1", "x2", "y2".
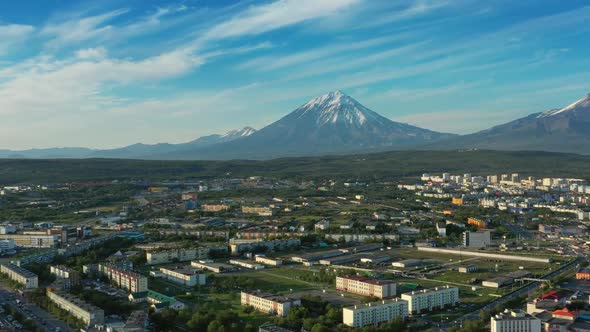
[
  {"x1": 0, "y1": 282, "x2": 72, "y2": 332},
  {"x1": 457, "y1": 256, "x2": 581, "y2": 324}
]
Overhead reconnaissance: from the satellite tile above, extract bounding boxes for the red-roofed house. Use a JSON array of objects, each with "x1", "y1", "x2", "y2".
[
  {"x1": 540, "y1": 290, "x2": 567, "y2": 304},
  {"x1": 552, "y1": 308, "x2": 578, "y2": 321}
]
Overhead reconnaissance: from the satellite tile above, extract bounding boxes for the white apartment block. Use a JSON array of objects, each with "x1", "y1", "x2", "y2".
[
  {"x1": 50, "y1": 265, "x2": 81, "y2": 286},
  {"x1": 159, "y1": 266, "x2": 205, "y2": 287},
  {"x1": 0, "y1": 263, "x2": 38, "y2": 289},
  {"x1": 491, "y1": 309, "x2": 541, "y2": 332},
  {"x1": 240, "y1": 291, "x2": 301, "y2": 317},
  {"x1": 255, "y1": 255, "x2": 283, "y2": 266},
  {"x1": 336, "y1": 276, "x2": 396, "y2": 299},
  {"x1": 47, "y1": 290, "x2": 104, "y2": 326},
  {"x1": 98, "y1": 263, "x2": 147, "y2": 293},
  {"x1": 401, "y1": 286, "x2": 459, "y2": 314},
  {"x1": 462, "y1": 230, "x2": 491, "y2": 248},
  {"x1": 146, "y1": 248, "x2": 209, "y2": 265},
  {"x1": 343, "y1": 298, "x2": 408, "y2": 328}
]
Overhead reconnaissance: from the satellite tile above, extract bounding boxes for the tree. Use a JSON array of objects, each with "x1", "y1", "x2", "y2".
[
  {"x1": 207, "y1": 320, "x2": 225, "y2": 332},
  {"x1": 311, "y1": 323, "x2": 330, "y2": 332}
]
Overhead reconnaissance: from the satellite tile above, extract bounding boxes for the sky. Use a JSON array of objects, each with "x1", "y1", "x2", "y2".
[{"x1": 1, "y1": 0, "x2": 589, "y2": 150}]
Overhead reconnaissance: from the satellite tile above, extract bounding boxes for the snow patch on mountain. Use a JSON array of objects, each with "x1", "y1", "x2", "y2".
[
  {"x1": 538, "y1": 93, "x2": 590, "y2": 118},
  {"x1": 296, "y1": 90, "x2": 389, "y2": 127}
]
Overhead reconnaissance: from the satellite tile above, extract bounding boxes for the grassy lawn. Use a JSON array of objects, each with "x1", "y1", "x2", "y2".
[{"x1": 229, "y1": 268, "x2": 325, "y2": 292}]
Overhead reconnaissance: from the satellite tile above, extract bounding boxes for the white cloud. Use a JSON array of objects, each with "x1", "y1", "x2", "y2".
[
  {"x1": 238, "y1": 34, "x2": 408, "y2": 71},
  {"x1": 41, "y1": 9, "x2": 129, "y2": 48},
  {"x1": 0, "y1": 50, "x2": 203, "y2": 117},
  {"x1": 202, "y1": 0, "x2": 361, "y2": 40},
  {"x1": 0, "y1": 24, "x2": 35, "y2": 54},
  {"x1": 75, "y1": 47, "x2": 107, "y2": 60}
]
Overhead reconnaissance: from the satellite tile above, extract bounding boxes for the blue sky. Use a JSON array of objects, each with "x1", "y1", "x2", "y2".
[{"x1": 1, "y1": 0, "x2": 589, "y2": 149}]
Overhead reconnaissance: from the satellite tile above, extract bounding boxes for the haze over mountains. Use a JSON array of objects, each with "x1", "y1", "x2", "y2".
[
  {"x1": 2, "y1": 91, "x2": 590, "y2": 160},
  {"x1": 428, "y1": 93, "x2": 590, "y2": 154}
]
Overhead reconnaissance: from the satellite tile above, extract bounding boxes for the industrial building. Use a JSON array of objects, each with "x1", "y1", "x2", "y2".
[
  {"x1": 254, "y1": 255, "x2": 283, "y2": 266},
  {"x1": 392, "y1": 259, "x2": 422, "y2": 269},
  {"x1": 159, "y1": 266, "x2": 205, "y2": 286},
  {"x1": 229, "y1": 259, "x2": 265, "y2": 270},
  {"x1": 191, "y1": 260, "x2": 235, "y2": 273}
]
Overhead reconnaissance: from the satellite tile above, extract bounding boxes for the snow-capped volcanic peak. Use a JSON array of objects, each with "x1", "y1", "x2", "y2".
[
  {"x1": 538, "y1": 93, "x2": 590, "y2": 118},
  {"x1": 297, "y1": 90, "x2": 384, "y2": 127},
  {"x1": 222, "y1": 126, "x2": 257, "y2": 138}
]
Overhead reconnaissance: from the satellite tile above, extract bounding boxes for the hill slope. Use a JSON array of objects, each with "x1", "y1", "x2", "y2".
[{"x1": 429, "y1": 93, "x2": 590, "y2": 153}]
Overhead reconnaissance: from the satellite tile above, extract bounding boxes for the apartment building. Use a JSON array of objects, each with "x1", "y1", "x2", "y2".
[
  {"x1": 146, "y1": 247, "x2": 210, "y2": 265},
  {"x1": 491, "y1": 309, "x2": 541, "y2": 332},
  {"x1": 400, "y1": 286, "x2": 459, "y2": 314},
  {"x1": 47, "y1": 290, "x2": 105, "y2": 326},
  {"x1": 240, "y1": 291, "x2": 301, "y2": 317},
  {"x1": 342, "y1": 298, "x2": 408, "y2": 328},
  {"x1": 98, "y1": 263, "x2": 147, "y2": 293},
  {"x1": 255, "y1": 255, "x2": 283, "y2": 266},
  {"x1": 576, "y1": 267, "x2": 590, "y2": 280},
  {"x1": 241, "y1": 206, "x2": 274, "y2": 216},
  {"x1": 462, "y1": 230, "x2": 491, "y2": 248},
  {"x1": 0, "y1": 234, "x2": 57, "y2": 248},
  {"x1": 467, "y1": 217, "x2": 488, "y2": 229},
  {"x1": 336, "y1": 276, "x2": 396, "y2": 299},
  {"x1": 201, "y1": 204, "x2": 230, "y2": 212},
  {"x1": 159, "y1": 266, "x2": 205, "y2": 287},
  {"x1": 0, "y1": 263, "x2": 38, "y2": 289},
  {"x1": 50, "y1": 265, "x2": 81, "y2": 286},
  {"x1": 230, "y1": 238, "x2": 300, "y2": 255}
]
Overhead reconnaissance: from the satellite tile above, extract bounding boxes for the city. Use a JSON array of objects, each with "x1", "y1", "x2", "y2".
[{"x1": 0, "y1": 170, "x2": 589, "y2": 332}]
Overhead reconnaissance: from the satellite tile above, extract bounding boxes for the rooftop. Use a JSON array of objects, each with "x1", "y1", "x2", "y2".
[
  {"x1": 493, "y1": 309, "x2": 538, "y2": 321},
  {"x1": 338, "y1": 275, "x2": 395, "y2": 286},
  {"x1": 242, "y1": 291, "x2": 297, "y2": 304},
  {"x1": 1, "y1": 263, "x2": 37, "y2": 278}
]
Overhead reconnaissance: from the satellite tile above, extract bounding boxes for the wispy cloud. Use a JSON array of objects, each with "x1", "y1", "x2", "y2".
[
  {"x1": 201, "y1": 0, "x2": 361, "y2": 40},
  {"x1": 0, "y1": 24, "x2": 35, "y2": 55},
  {"x1": 237, "y1": 34, "x2": 403, "y2": 71},
  {"x1": 41, "y1": 9, "x2": 129, "y2": 49}
]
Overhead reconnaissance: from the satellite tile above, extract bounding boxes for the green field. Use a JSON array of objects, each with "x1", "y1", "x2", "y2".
[{"x1": 2, "y1": 150, "x2": 590, "y2": 183}]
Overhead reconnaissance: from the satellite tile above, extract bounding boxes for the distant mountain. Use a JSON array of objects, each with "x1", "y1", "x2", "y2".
[
  {"x1": 156, "y1": 90, "x2": 456, "y2": 159},
  {"x1": 0, "y1": 127, "x2": 257, "y2": 159},
  {"x1": 427, "y1": 93, "x2": 590, "y2": 154}
]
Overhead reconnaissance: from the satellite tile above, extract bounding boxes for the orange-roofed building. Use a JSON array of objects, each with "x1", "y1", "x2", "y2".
[
  {"x1": 576, "y1": 267, "x2": 590, "y2": 280},
  {"x1": 467, "y1": 218, "x2": 488, "y2": 229},
  {"x1": 552, "y1": 308, "x2": 578, "y2": 321}
]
